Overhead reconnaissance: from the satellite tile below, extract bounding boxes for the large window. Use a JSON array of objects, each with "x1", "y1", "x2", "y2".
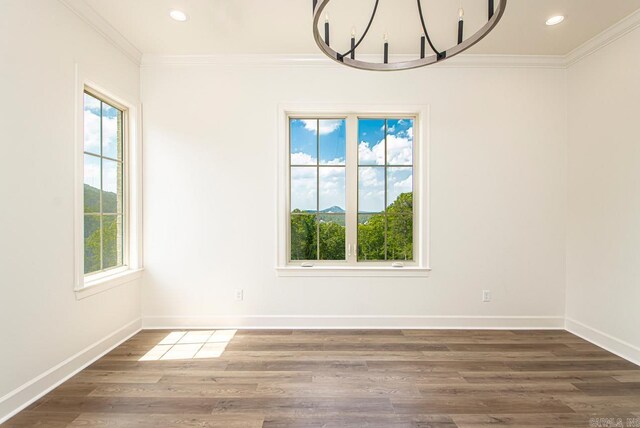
[
  {"x1": 83, "y1": 90, "x2": 126, "y2": 275},
  {"x1": 287, "y1": 114, "x2": 419, "y2": 269}
]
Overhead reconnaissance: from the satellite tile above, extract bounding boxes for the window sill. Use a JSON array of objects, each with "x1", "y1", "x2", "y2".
[
  {"x1": 75, "y1": 268, "x2": 144, "y2": 300},
  {"x1": 276, "y1": 266, "x2": 431, "y2": 278}
]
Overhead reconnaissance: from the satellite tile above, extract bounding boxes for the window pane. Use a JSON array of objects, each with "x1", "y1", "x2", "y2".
[
  {"x1": 83, "y1": 93, "x2": 101, "y2": 155},
  {"x1": 291, "y1": 167, "x2": 317, "y2": 212},
  {"x1": 102, "y1": 215, "x2": 123, "y2": 269},
  {"x1": 358, "y1": 119, "x2": 385, "y2": 165},
  {"x1": 387, "y1": 167, "x2": 413, "y2": 210},
  {"x1": 84, "y1": 215, "x2": 101, "y2": 274},
  {"x1": 387, "y1": 119, "x2": 413, "y2": 165},
  {"x1": 290, "y1": 214, "x2": 317, "y2": 260},
  {"x1": 319, "y1": 215, "x2": 345, "y2": 260},
  {"x1": 387, "y1": 215, "x2": 413, "y2": 261},
  {"x1": 319, "y1": 119, "x2": 345, "y2": 165},
  {"x1": 358, "y1": 167, "x2": 385, "y2": 213},
  {"x1": 102, "y1": 102, "x2": 122, "y2": 160},
  {"x1": 84, "y1": 154, "x2": 101, "y2": 213},
  {"x1": 358, "y1": 213, "x2": 385, "y2": 261},
  {"x1": 102, "y1": 158, "x2": 122, "y2": 214},
  {"x1": 319, "y1": 167, "x2": 345, "y2": 213},
  {"x1": 290, "y1": 119, "x2": 317, "y2": 165}
]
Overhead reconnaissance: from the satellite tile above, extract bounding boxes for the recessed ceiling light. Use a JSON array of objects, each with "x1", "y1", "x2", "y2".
[
  {"x1": 546, "y1": 15, "x2": 565, "y2": 26},
  {"x1": 169, "y1": 9, "x2": 188, "y2": 22}
]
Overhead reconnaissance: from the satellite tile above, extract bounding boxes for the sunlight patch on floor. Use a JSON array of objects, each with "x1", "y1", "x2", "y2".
[{"x1": 139, "y1": 330, "x2": 236, "y2": 361}]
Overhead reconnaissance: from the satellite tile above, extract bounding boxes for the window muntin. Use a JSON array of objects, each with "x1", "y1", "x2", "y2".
[
  {"x1": 290, "y1": 119, "x2": 347, "y2": 261},
  {"x1": 288, "y1": 115, "x2": 415, "y2": 266},
  {"x1": 83, "y1": 91, "x2": 126, "y2": 275}
]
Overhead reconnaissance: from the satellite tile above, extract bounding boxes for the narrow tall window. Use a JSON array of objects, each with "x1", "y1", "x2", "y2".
[
  {"x1": 358, "y1": 118, "x2": 413, "y2": 261},
  {"x1": 290, "y1": 119, "x2": 347, "y2": 261},
  {"x1": 286, "y1": 114, "x2": 416, "y2": 268},
  {"x1": 83, "y1": 90, "x2": 126, "y2": 275}
]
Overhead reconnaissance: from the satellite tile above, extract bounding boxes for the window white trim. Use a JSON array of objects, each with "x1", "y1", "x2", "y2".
[
  {"x1": 276, "y1": 104, "x2": 430, "y2": 277},
  {"x1": 73, "y1": 64, "x2": 143, "y2": 296}
]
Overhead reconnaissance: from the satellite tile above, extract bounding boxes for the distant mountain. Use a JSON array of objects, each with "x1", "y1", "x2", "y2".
[
  {"x1": 320, "y1": 206, "x2": 345, "y2": 214},
  {"x1": 84, "y1": 184, "x2": 118, "y2": 213}
]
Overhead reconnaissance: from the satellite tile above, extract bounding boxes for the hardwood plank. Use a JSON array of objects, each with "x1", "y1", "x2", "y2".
[
  {"x1": 262, "y1": 414, "x2": 457, "y2": 427},
  {"x1": 31, "y1": 396, "x2": 219, "y2": 414},
  {"x1": 88, "y1": 383, "x2": 259, "y2": 398},
  {"x1": 68, "y1": 413, "x2": 264, "y2": 427},
  {"x1": 211, "y1": 397, "x2": 394, "y2": 417},
  {"x1": 572, "y1": 382, "x2": 640, "y2": 396},
  {"x1": 461, "y1": 370, "x2": 637, "y2": 383},
  {"x1": 2, "y1": 411, "x2": 80, "y2": 427},
  {"x1": 160, "y1": 371, "x2": 313, "y2": 384},
  {"x1": 506, "y1": 359, "x2": 639, "y2": 372},
  {"x1": 452, "y1": 413, "x2": 622, "y2": 427},
  {"x1": 225, "y1": 360, "x2": 368, "y2": 372}
]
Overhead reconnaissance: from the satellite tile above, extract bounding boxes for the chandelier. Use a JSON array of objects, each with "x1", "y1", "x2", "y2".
[{"x1": 312, "y1": 0, "x2": 507, "y2": 71}]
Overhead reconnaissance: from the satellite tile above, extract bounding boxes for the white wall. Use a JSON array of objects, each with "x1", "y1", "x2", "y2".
[
  {"x1": 0, "y1": 1, "x2": 141, "y2": 420},
  {"x1": 141, "y1": 60, "x2": 568, "y2": 328},
  {"x1": 566, "y1": 27, "x2": 640, "y2": 363}
]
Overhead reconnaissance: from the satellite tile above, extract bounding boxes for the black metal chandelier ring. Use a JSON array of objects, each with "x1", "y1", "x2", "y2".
[{"x1": 312, "y1": 0, "x2": 507, "y2": 71}]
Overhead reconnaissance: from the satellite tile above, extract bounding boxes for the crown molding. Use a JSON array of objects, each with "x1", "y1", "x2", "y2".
[
  {"x1": 58, "y1": 0, "x2": 142, "y2": 65},
  {"x1": 565, "y1": 8, "x2": 640, "y2": 67},
  {"x1": 140, "y1": 53, "x2": 566, "y2": 69},
  {"x1": 59, "y1": 0, "x2": 639, "y2": 71}
]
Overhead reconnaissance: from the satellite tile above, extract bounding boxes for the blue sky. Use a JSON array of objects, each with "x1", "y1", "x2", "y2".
[
  {"x1": 290, "y1": 119, "x2": 346, "y2": 165},
  {"x1": 83, "y1": 93, "x2": 121, "y2": 193},
  {"x1": 290, "y1": 118, "x2": 413, "y2": 213},
  {"x1": 358, "y1": 119, "x2": 414, "y2": 212},
  {"x1": 290, "y1": 119, "x2": 346, "y2": 211}
]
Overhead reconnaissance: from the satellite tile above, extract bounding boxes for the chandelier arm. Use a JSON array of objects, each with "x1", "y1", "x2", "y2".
[
  {"x1": 416, "y1": 0, "x2": 444, "y2": 59},
  {"x1": 339, "y1": 0, "x2": 380, "y2": 60}
]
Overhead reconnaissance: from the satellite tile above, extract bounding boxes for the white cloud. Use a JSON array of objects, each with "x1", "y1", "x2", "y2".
[
  {"x1": 84, "y1": 109, "x2": 100, "y2": 154},
  {"x1": 102, "y1": 160, "x2": 120, "y2": 193},
  {"x1": 387, "y1": 169, "x2": 412, "y2": 206},
  {"x1": 359, "y1": 135, "x2": 412, "y2": 166},
  {"x1": 320, "y1": 157, "x2": 345, "y2": 166},
  {"x1": 358, "y1": 141, "x2": 385, "y2": 165},
  {"x1": 291, "y1": 152, "x2": 317, "y2": 165},
  {"x1": 84, "y1": 156, "x2": 100, "y2": 189},
  {"x1": 319, "y1": 167, "x2": 345, "y2": 210},
  {"x1": 292, "y1": 152, "x2": 345, "y2": 166},
  {"x1": 291, "y1": 167, "x2": 317, "y2": 211},
  {"x1": 300, "y1": 119, "x2": 343, "y2": 135},
  {"x1": 102, "y1": 115, "x2": 119, "y2": 158},
  {"x1": 358, "y1": 167, "x2": 384, "y2": 212},
  {"x1": 387, "y1": 135, "x2": 412, "y2": 165}
]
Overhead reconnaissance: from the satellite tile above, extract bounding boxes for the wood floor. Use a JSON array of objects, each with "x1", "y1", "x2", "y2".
[{"x1": 5, "y1": 329, "x2": 640, "y2": 427}]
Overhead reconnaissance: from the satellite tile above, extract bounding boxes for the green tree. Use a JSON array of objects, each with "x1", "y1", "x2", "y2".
[
  {"x1": 290, "y1": 211, "x2": 317, "y2": 260},
  {"x1": 319, "y1": 221, "x2": 345, "y2": 260},
  {"x1": 290, "y1": 193, "x2": 413, "y2": 262}
]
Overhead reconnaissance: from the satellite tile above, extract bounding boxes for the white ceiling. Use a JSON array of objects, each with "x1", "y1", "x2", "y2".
[{"x1": 83, "y1": 0, "x2": 640, "y2": 56}]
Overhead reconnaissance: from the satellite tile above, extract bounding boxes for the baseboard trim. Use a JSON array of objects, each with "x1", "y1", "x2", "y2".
[
  {"x1": 142, "y1": 315, "x2": 565, "y2": 330},
  {"x1": 565, "y1": 318, "x2": 640, "y2": 367},
  {"x1": 0, "y1": 318, "x2": 142, "y2": 424}
]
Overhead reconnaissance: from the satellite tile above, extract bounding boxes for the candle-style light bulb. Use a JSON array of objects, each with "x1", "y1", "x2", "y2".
[
  {"x1": 324, "y1": 13, "x2": 330, "y2": 46},
  {"x1": 457, "y1": 8, "x2": 464, "y2": 44},
  {"x1": 383, "y1": 33, "x2": 389, "y2": 64},
  {"x1": 350, "y1": 27, "x2": 356, "y2": 59}
]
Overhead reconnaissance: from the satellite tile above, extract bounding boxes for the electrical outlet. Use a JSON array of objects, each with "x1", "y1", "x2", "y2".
[
  {"x1": 482, "y1": 290, "x2": 491, "y2": 302},
  {"x1": 235, "y1": 289, "x2": 244, "y2": 301}
]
